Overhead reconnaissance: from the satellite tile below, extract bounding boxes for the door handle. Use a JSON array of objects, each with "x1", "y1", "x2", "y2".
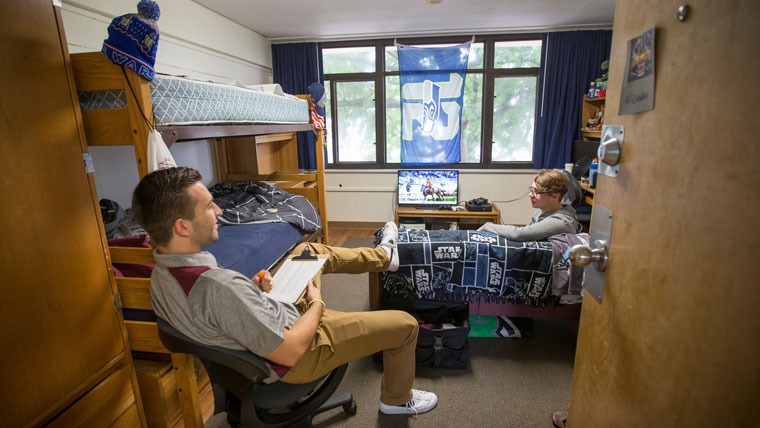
[
  {"x1": 598, "y1": 125, "x2": 624, "y2": 178},
  {"x1": 598, "y1": 137, "x2": 621, "y2": 166},
  {"x1": 569, "y1": 240, "x2": 609, "y2": 272}
]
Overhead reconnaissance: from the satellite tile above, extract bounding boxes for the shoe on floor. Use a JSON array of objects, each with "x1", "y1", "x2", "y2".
[
  {"x1": 379, "y1": 389, "x2": 437, "y2": 415},
  {"x1": 378, "y1": 221, "x2": 399, "y2": 271},
  {"x1": 552, "y1": 411, "x2": 568, "y2": 428}
]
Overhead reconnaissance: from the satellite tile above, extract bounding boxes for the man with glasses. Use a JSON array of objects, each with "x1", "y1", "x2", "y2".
[{"x1": 479, "y1": 169, "x2": 581, "y2": 241}]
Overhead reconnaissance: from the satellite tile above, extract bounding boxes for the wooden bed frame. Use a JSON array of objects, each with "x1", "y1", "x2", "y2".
[
  {"x1": 69, "y1": 52, "x2": 328, "y2": 244},
  {"x1": 70, "y1": 52, "x2": 329, "y2": 428}
]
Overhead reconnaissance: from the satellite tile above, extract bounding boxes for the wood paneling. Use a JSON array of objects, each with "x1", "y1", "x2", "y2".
[
  {"x1": 81, "y1": 109, "x2": 134, "y2": 146},
  {"x1": 126, "y1": 321, "x2": 170, "y2": 354},
  {"x1": 224, "y1": 133, "x2": 299, "y2": 175},
  {"x1": 0, "y1": 2, "x2": 137, "y2": 426},
  {"x1": 70, "y1": 51, "x2": 126, "y2": 92},
  {"x1": 110, "y1": 246, "x2": 157, "y2": 265},
  {"x1": 117, "y1": 277, "x2": 154, "y2": 310},
  {"x1": 568, "y1": 0, "x2": 760, "y2": 426},
  {"x1": 47, "y1": 364, "x2": 136, "y2": 428}
]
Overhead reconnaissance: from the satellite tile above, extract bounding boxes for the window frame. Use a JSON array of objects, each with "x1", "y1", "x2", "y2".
[{"x1": 322, "y1": 34, "x2": 542, "y2": 170}]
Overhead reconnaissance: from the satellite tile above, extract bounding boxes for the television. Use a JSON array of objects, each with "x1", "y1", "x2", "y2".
[{"x1": 397, "y1": 169, "x2": 459, "y2": 207}]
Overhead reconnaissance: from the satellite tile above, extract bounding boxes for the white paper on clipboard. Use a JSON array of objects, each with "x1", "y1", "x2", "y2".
[{"x1": 267, "y1": 255, "x2": 327, "y2": 303}]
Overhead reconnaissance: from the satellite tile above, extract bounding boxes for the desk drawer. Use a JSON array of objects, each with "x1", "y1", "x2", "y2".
[
  {"x1": 135, "y1": 357, "x2": 210, "y2": 428},
  {"x1": 47, "y1": 364, "x2": 139, "y2": 427}
]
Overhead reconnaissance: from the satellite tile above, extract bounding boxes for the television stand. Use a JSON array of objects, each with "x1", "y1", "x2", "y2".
[
  {"x1": 406, "y1": 204, "x2": 451, "y2": 210},
  {"x1": 395, "y1": 202, "x2": 501, "y2": 230}
]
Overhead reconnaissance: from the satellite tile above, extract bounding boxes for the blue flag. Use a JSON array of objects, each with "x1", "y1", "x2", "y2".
[{"x1": 398, "y1": 43, "x2": 470, "y2": 165}]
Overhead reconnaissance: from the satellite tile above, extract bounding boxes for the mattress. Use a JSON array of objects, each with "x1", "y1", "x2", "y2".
[{"x1": 78, "y1": 74, "x2": 309, "y2": 126}]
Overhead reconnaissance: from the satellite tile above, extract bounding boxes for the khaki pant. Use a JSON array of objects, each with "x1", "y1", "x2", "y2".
[{"x1": 279, "y1": 243, "x2": 418, "y2": 406}]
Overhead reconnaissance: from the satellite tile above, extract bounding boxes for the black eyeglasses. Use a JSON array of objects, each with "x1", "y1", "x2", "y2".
[{"x1": 528, "y1": 187, "x2": 553, "y2": 196}]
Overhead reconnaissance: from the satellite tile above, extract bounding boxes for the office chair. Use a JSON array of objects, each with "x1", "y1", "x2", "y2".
[
  {"x1": 562, "y1": 170, "x2": 583, "y2": 209},
  {"x1": 571, "y1": 156, "x2": 592, "y2": 180},
  {"x1": 562, "y1": 170, "x2": 592, "y2": 231},
  {"x1": 156, "y1": 318, "x2": 357, "y2": 428}
]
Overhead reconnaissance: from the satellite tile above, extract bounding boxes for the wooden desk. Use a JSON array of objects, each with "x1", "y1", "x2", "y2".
[
  {"x1": 395, "y1": 204, "x2": 501, "y2": 229},
  {"x1": 580, "y1": 181, "x2": 595, "y2": 205},
  {"x1": 578, "y1": 181, "x2": 596, "y2": 230}
]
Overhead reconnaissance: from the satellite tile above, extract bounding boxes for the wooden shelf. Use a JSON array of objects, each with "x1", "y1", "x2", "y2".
[
  {"x1": 581, "y1": 129, "x2": 602, "y2": 139},
  {"x1": 583, "y1": 95, "x2": 606, "y2": 103},
  {"x1": 580, "y1": 181, "x2": 596, "y2": 195},
  {"x1": 581, "y1": 94, "x2": 606, "y2": 141}
]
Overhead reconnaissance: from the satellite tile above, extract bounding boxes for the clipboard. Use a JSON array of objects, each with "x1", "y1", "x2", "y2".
[{"x1": 267, "y1": 253, "x2": 327, "y2": 303}]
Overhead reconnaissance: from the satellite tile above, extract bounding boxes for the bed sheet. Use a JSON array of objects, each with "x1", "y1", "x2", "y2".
[{"x1": 77, "y1": 74, "x2": 309, "y2": 126}]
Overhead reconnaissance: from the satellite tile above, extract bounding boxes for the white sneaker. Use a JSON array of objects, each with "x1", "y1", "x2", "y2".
[
  {"x1": 378, "y1": 221, "x2": 399, "y2": 271},
  {"x1": 379, "y1": 389, "x2": 438, "y2": 415}
]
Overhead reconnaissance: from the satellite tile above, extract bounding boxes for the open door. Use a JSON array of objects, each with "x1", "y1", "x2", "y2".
[{"x1": 568, "y1": 0, "x2": 760, "y2": 426}]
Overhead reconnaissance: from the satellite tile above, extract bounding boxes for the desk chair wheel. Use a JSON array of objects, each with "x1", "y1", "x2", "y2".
[{"x1": 343, "y1": 399, "x2": 358, "y2": 415}]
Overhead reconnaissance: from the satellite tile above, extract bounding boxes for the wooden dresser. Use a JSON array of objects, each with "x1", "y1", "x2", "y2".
[{"x1": 0, "y1": 1, "x2": 145, "y2": 426}]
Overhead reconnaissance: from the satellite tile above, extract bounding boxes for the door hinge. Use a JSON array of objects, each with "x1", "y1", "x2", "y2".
[
  {"x1": 83, "y1": 152, "x2": 94, "y2": 173},
  {"x1": 113, "y1": 292, "x2": 123, "y2": 312}
]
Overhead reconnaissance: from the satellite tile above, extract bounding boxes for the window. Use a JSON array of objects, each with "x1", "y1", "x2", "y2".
[{"x1": 323, "y1": 36, "x2": 542, "y2": 168}]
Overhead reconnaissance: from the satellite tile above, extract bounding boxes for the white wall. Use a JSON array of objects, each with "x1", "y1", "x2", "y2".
[
  {"x1": 61, "y1": 0, "x2": 272, "y2": 206},
  {"x1": 325, "y1": 170, "x2": 538, "y2": 224}
]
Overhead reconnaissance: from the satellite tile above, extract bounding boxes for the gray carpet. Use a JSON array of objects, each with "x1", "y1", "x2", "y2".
[{"x1": 207, "y1": 237, "x2": 576, "y2": 428}]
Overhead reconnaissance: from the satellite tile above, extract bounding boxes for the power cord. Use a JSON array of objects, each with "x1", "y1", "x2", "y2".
[
  {"x1": 490, "y1": 191, "x2": 531, "y2": 204},
  {"x1": 390, "y1": 187, "x2": 398, "y2": 219}
]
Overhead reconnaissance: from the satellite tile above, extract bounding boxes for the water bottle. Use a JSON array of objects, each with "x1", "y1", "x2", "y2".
[
  {"x1": 589, "y1": 158, "x2": 599, "y2": 188},
  {"x1": 588, "y1": 82, "x2": 596, "y2": 98}
]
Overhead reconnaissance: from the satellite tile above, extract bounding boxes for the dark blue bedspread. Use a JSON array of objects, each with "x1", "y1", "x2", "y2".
[
  {"x1": 123, "y1": 222, "x2": 303, "y2": 321},
  {"x1": 204, "y1": 222, "x2": 304, "y2": 278}
]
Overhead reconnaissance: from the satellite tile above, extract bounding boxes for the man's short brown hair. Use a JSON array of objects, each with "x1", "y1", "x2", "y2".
[
  {"x1": 534, "y1": 169, "x2": 570, "y2": 200},
  {"x1": 132, "y1": 167, "x2": 202, "y2": 246}
]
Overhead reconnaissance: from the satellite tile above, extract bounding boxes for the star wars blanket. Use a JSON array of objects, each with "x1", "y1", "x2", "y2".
[
  {"x1": 209, "y1": 181, "x2": 321, "y2": 234},
  {"x1": 377, "y1": 229, "x2": 589, "y2": 307}
]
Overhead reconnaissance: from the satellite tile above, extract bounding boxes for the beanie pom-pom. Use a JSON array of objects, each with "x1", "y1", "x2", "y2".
[{"x1": 137, "y1": 0, "x2": 161, "y2": 22}]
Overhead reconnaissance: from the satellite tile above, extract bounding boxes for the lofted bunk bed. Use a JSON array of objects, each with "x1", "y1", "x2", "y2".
[{"x1": 70, "y1": 51, "x2": 329, "y2": 427}]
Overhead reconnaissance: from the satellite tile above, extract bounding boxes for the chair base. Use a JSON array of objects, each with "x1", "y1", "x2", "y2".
[{"x1": 225, "y1": 392, "x2": 357, "y2": 428}]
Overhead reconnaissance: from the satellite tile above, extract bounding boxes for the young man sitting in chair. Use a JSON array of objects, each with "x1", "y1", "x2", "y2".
[
  {"x1": 131, "y1": 167, "x2": 437, "y2": 416},
  {"x1": 479, "y1": 169, "x2": 581, "y2": 241}
]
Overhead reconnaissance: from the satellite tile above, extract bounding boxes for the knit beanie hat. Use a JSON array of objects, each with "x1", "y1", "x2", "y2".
[{"x1": 101, "y1": 0, "x2": 161, "y2": 81}]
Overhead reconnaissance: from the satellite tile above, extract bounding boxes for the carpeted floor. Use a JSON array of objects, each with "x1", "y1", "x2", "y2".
[
  {"x1": 207, "y1": 237, "x2": 577, "y2": 428},
  {"x1": 311, "y1": 237, "x2": 577, "y2": 428}
]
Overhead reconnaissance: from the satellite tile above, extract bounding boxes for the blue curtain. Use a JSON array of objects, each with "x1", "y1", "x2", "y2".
[
  {"x1": 533, "y1": 30, "x2": 612, "y2": 169},
  {"x1": 271, "y1": 42, "x2": 324, "y2": 169}
]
